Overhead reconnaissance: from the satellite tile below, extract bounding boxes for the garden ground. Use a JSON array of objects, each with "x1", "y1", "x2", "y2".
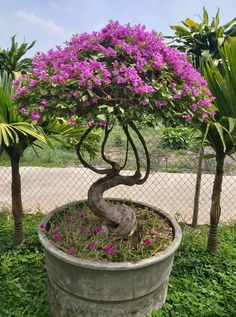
[{"x1": 0, "y1": 212, "x2": 235, "y2": 317}]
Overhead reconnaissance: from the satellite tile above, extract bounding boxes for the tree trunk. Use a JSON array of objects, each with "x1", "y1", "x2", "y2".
[
  {"x1": 192, "y1": 148, "x2": 204, "y2": 228},
  {"x1": 8, "y1": 149, "x2": 24, "y2": 245},
  {"x1": 207, "y1": 153, "x2": 225, "y2": 253},
  {"x1": 88, "y1": 172, "x2": 137, "y2": 236}
]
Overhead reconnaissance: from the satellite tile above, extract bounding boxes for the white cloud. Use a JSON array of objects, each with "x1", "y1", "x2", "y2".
[{"x1": 16, "y1": 10, "x2": 65, "y2": 36}]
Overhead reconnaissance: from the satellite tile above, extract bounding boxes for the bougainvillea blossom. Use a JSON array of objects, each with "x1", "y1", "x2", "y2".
[{"x1": 15, "y1": 21, "x2": 215, "y2": 127}]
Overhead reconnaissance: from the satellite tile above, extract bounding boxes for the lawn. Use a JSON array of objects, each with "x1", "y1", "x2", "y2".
[{"x1": 0, "y1": 211, "x2": 235, "y2": 317}]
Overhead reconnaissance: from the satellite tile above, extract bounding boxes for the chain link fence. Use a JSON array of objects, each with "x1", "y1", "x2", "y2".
[{"x1": 1, "y1": 126, "x2": 236, "y2": 224}]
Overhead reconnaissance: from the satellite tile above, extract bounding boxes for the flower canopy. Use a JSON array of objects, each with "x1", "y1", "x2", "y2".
[{"x1": 14, "y1": 21, "x2": 215, "y2": 127}]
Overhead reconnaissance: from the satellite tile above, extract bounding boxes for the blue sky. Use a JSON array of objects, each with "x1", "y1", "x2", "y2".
[{"x1": 1, "y1": 0, "x2": 236, "y2": 55}]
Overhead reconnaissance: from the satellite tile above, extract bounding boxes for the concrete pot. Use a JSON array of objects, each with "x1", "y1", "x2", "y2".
[{"x1": 39, "y1": 199, "x2": 182, "y2": 317}]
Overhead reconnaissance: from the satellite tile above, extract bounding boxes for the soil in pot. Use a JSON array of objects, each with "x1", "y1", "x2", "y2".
[{"x1": 42, "y1": 200, "x2": 173, "y2": 262}]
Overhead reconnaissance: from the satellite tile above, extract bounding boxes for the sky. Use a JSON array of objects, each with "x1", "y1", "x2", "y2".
[{"x1": 0, "y1": 0, "x2": 236, "y2": 56}]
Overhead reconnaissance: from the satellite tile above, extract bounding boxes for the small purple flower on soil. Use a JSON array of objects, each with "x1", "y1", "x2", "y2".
[
  {"x1": 53, "y1": 229, "x2": 59, "y2": 235},
  {"x1": 53, "y1": 234, "x2": 62, "y2": 241},
  {"x1": 145, "y1": 239, "x2": 152, "y2": 247},
  {"x1": 39, "y1": 223, "x2": 46, "y2": 231},
  {"x1": 66, "y1": 217, "x2": 73, "y2": 224},
  {"x1": 89, "y1": 242, "x2": 96, "y2": 249},
  {"x1": 79, "y1": 212, "x2": 85, "y2": 219},
  {"x1": 95, "y1": 226, "x2": 104, "y2": 233},
  {"x1": 79, "y1": 225, "x2": 86, "y2": 231},
  {"x1": 104, "y1": 245, "x2": 116, "y2": 255},
  {"x1": 68, "y1": 247, "x2": 76, "y2": 254}
]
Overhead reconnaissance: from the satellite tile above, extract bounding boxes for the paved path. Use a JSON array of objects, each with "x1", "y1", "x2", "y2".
[{"x1": 1, "y1": 166, "x2": 236, "y2": 224}]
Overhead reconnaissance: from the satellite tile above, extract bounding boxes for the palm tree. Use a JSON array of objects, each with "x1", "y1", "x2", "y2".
[
  {"x1": 167, "y1": 7, "x2": 236, "y2": 228},
  {"x1": 0, "y1": 72, "x2": 47, "y2": 245},
  {"x1": 0, "y1": 72, "x2": 98, "y2": 245},
  {"x1": 203, "y1": 38, "x2": 236, "y2": 252},
  {"x1": 0, "y1": 36, "x2": 35, "y2": 79},
  {"x1": 167, "y1": 7, "x2": 236, "y2": 69}
]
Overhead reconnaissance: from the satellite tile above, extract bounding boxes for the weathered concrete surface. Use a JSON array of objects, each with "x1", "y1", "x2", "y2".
[{"x1": 1, "y1": 166, "x2": 236, "y2": 224}]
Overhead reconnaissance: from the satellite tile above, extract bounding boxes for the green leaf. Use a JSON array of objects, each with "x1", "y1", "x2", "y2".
[
  {"x1": 203, "y1": 7, "x2": 209, "y2": 25},
  {"x1": 97, "y1": 114, "x2": 106, "y2": 120}
]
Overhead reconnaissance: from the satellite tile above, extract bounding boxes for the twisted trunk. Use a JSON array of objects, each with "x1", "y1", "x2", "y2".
[
  {"x1": 77, "y1": 122, "x2": 150, "y2": 236},
  {"x1": 8, "y1": 149, "x2": 24, "y2": 245},
  {"x1": 88, "y1": 172, "x2": 138, "y2": 235},
  {"x1": 207, "y1": 153, "x2": 225, "y2": 253}
]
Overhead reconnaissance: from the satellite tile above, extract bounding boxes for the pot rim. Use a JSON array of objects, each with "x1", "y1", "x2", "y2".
[{"x1": 38, "y1": 199, "x2": 182, "y2": 270}]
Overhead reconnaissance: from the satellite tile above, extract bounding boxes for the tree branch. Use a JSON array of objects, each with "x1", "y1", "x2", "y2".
[
  {"x1": 121, "y1": 135, "x2": 129, "y2": 169},
  {"x1": 76, "y1": 127, "x2": 111, "y2": 174},
  {"x1": 129, "y1": 121, "x2": 151, "y2": 184},
  {"x1": 122, "y1": 123, "x2": 141, "y2": 179},
  {"x1": 101, "y1": 126, "x2": 116, "y2": 167}
]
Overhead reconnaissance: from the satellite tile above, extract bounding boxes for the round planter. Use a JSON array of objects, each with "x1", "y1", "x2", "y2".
[{"x1": 39, "y1": 199, "x2": 182, "y2": 317}]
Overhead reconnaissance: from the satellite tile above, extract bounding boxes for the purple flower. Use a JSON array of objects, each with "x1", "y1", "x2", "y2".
[
  {"x1": 83, "y1": 100, "x2": 90, "y2": 107},
  {"x1": 19, "y1": 107, "x2": 27, "y2": 114},
  {"x1": 100, "y1": 120, "x2": 108, "y2": 127},
  {"x1": 183, "y1": 114, "x2": 192, "y2": 122},
  {"x1": 29, "y1": 80, "x2": 37, "y2": 88},
  {"x1": 104, "y1": 245, "x2": 116, "y2": 255},
  {"x1": 39, "y1": 223, "x2": 46, "y2": 231},
  {"x1": 16, "y1": 87, "x2": 28, "y2": 95},
  {"x1": 31, "y1": 111, "x2": 41, "y2": 121},
  {"x1": 191, "y1": 103, "x2": 198, "y2": 110},
  {"x1": 144, "y1": 239, "x2": 152, "y2": 247},
  {"x1": 141, "y1": 98, "x2": 149, "y2": 106},
  {"x1": 210, "y1": 111, "x2": 216, "y2": 118},
  {"x1": 72, "y1": 91, "x2": 79, "y2": 97},
  {"x1": 79, "y1": 225, "x2": 86, "y2": 231},
  {"x1": 202, "y1": 113, "x2": 208, "y2": 120},
  {"x1": 53, "y1": 229, "x2": 59, "y2": 235},
  {"x1": 68, "y1": 117, "x2": 75, "y2": 125},
  {"x1": 155, "y1": 100, "x2": 168, "y2": 108},
  {"x1": 40, "y1": 98, "x2": 49, "y2": 108},
  {"x1": 87, "y1": 120, "x2": 94, "y2": 128},
  {"x1": 13, "y1": 80, "x2": 19, "y2": 87},
  {"x1": 53, "y1": 234, "x2": 62, "y2": 241},
  {"x1": 66, "y1": 217, "x2": 73, "y2": 224},
  {"x1": 89, "y1": 242, "x2": 96, "y2": 249},
  {"x1": 68, "y1": 247, "x2": 76, "y2": 254},
  {"x1": 91, "y1": 96, "x2": 98, "y2": 103},
  {"x1": 79, "y1": 212, "x2": 85, "y2": 219},
  {"x1": 95, "y1": 226, "x2": 104, "y2": 233},
  {"x1": 173, "y1": 93, "x2": 181, "y2": 100}
]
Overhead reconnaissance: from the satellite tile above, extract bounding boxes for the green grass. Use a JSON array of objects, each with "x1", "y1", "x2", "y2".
[{"x1": 0, "y1": 211, "x2": 235, "y2": 317}]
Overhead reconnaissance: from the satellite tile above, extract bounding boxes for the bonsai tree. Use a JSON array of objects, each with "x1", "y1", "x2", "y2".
[{"x1": 15, "y1": 21, "x2": 215, "y2": 236}]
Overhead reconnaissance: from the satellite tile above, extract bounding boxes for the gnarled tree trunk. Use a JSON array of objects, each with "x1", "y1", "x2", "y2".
[
  {"x1": 77, "y1": 122, "x2": 150, "y2": 236},
  {"x1": 207, "y1": 152, "x2": 225, "y2": 253},
  {"x1": 7, "y1": 148, "x2": 24, "y2": 245}
]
